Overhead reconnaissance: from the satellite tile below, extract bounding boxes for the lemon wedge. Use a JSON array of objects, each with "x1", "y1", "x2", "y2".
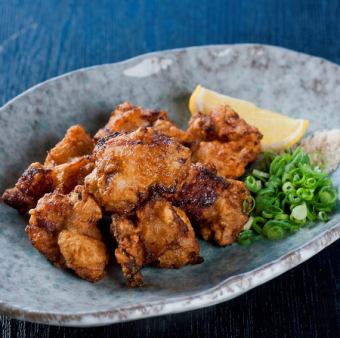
[{"x1": 189, "y1": 85, "x2": 309, "y2": 151}]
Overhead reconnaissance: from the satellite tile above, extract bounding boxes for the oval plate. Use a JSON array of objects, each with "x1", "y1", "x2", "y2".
[{"x1": 0, "y1": 44, "x2": 339, "y2": 326}]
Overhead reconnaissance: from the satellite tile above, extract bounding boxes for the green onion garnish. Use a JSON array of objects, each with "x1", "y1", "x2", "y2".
[
  {"x1": 253, "y1": 169, "x2": 270, "y2": 180},
  {"x1": 238, "y1": 147, "x2": 338, "y2": 245},
  {"x1": 282, "y1": 181, "x2": 294, "y2": 193},
  {"x1": 291, "y1": 203, "x2": 307, "y2": 222}
]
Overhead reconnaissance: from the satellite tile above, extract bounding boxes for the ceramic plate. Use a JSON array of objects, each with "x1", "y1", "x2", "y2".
[{"x1": 0, "y1": 44, "x2": 339, "y2": 327}]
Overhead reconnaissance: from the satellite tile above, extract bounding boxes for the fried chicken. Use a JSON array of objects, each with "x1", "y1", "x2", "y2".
[
  {"x1": 111, "y1": 198, "x2": 202, "y2": 287},
  {"x1": 2, "y1": 125, "x2": 94, "y2": 213},
  {"x1": 1, "y1": 162, "x2": 54, "y2": 213},
  {"x1": 26, "y1": 185, "x2": 108, "y2": 282},
  {"x1": 152, "y1": 118, "x2": 187, "y2": 143},
  {"x1": 85, "y1": 127, "x2": 191, "y2": 214},
  {"x1": 94, "y1": 102, "x2": 187, "y2": 143},
  {"x1": 50, "y1": 156, "x2": 94, "y2": 194},
  {"x1": 44, "y1": 125, "x2": 95, "y2": 192},
  {"x1": 45, "y1": 125, "x2": 94, "y2": 166},
  {"x1": 2, "y1": 102, "x2": 261, "y2": 286},
  {"x1": 191, "y1": 141, "x2": 249, "y2": 179},
  {"x1": 186, "y1": 105, "x2": 262, "y2": 179},
  {"x1": 175, "y1": 163, "x2": 252, "y2": 246}
]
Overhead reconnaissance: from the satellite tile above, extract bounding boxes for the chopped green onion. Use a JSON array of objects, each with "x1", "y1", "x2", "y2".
[
  {"x1": 237, "y1": 230, "x2": 255, "y2": 246},
  {"x1": 243, "y1": 216, "x2": 254, "y2": 230},
  {"x1": 262, "y1": 210, "x2": 273, "y2": 218},
  {"x1": 256, "y1": 180, "x2": 262, "y2": 190},
  {"x1": 306, "y1": 204, "x2": 317, "y2": 222},
  {"x1": 304, "y1": 177, "x2": 317, "y2": 189},
  {"x1": 296, "y1": 188, "x2": 314, "y2": 201},
  {"x1": 253, "y1": 169, "x2": 270, "y2": 180},
  {"x1": 318, "y1": 211, "x2": 329, "y2": 222},
  {"x1": 262, "y1": 220, "x2": 290, "y2": 239},
  {"x1": 317, "y1": 177, "x2": 333, "y2": 188},
  {"x1": 266, "y1": 176, "x2": 281, "y2": 190},
  {"x1": 245, "y1": 175, "x2": 261, "y2": 193},
  {"x1": 282, "y1": 182, "x2": 294, "y2": 193},
  {"x1": 290, "y1": 168, "x2": 306, "y2": 185},
  {"x1": 282, "y1": 172, "x2": 291, "y2": 183},
  {"x1": 289, "y1": 224, "x2": 301, "y2": 233},
  {"x1": 291, "y1": 203, "x2": 307, "y2": 221},
  {"x1": 252, "y1": 217, "x2": 265, "y2": 234},
  {"x1": 317, "y1": 186, "x2": 338, "y2": 206},
  {"x1": 269, "y1": 157, "x2": 286, "y2": 177},
  {"x1": 255, "y1": 194, "x2": 279, "y2": 214},
  {"x1": 243, "y1": 196, "x2": 255, "y2": 214},
  {"x1": 239, "y1": 147, "x2": 338, "y2": 244},
  {"x1": 274, "y1": 213, "x2": 289, "y2": 221},
  {"x1": 262, "y1": 206, "x2": 283, "y2": 219},
  {"x1": 287, "y1": 193, "x2": 301, "y2": 204},
  {"x1": 267, "y1": 226, "x2": 285, "y2": 240}
]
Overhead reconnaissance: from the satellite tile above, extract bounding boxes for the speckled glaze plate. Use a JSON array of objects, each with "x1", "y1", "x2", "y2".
[{"x1": 0, "y1": 44, "x2": 339, "y2": 327}]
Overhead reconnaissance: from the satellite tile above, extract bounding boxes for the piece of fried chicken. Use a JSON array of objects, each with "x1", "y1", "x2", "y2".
[
  {"x1": 2, "y1": 125, "x2": 94, "y2": 213},
  {"x1": 86, "y1": 127, "x2": 191, "y2": 214},
  {"x1": 26, "y1": 185, "x2": 108, "y2": 282},
  {"x1": 2, "y1": 162, "x2": 54, "y2": 213},
  {"x1": 191, "y1": 141, "x2": 251, "y2": 179},
  {"x1": 111, "y1": 197, "x2": 203, "y2": 287},
  {"x1": 175, "y1": 163, "x2": 252, "y2": 246},
  {"x1": 50, "y1": 155, "x2": 94, "y2": 193},
  {"x1": 45, "y1": 124, "x2": 94, "y2": 166},
  {"x1": 186, "y1": 105, "x2": 262, "y2": 179},
  {"x1": 94, "y1": 102, "x2": 187, "y2": 143}
]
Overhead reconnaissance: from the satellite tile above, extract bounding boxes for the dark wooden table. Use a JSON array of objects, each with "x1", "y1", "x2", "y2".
[{"x1": 1, "y1": 1, "x2": 339, "y2": 337}]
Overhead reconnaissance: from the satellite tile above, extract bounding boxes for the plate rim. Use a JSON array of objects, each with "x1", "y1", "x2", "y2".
[
  {"x1": 2, "y1": 43, "x2": 340, "y2": 112},
  {"x1": 1, "y1": 224, "x2": 339, "y2": 327},
  {"x1": 0, "y1": 43, "x2": 339, "y2": 326}
]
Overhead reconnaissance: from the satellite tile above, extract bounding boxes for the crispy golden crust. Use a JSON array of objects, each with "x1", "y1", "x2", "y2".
[
  {"x1": 26, "y1": 224, "x2": 62, "y2": 265},
  {"x1": 137, "y1": 200, "x2": 202, "y2": 268},
  {"x1": 152, "y1": 119, "x2": 188, "y2": 143},
  {"x1": 2, "y1": 157, "x2": 95, "y2": 213},
  {"x1": 58, "y1": 230, "x2": 108, "y2": 282},
  {"x1": 111, "y1": 215, "x2": 146, "y2": 287},
  {"x1": 187, "y1": 105, "x2": 262, "y2": 143},
  {"x1": 175, "y1": 163, "x2": 252, "y2": 246},
  {"x1": 186, "y1": 105, "x2": 262, "y2": 179},
  {"x1": 26, "y1": 186, "x2": 108, "y2": 282},
  {"x1": 86, "y1": 127, "x2": 191, "y2": 214},
  {"x1": 66, "y1": 186, "x2": 103, "y2": 239},
  {"x1": 2, "y1": 126, "x2": 95, "y2": 213},
  {"x1": 94, "y1": 102, "x2": 168, "y2": 141},
  {"x1": 50, "y1": 156, "x2": 94, "y2": 194},
  {"x1": 111, "y1": 198, "x2": 202, "y2": 287},
  {"x1": 191, "y1": 141, "x2": 247, "y2": 179},
  {"x1": 94, "y1": 102, "x2": 186, "y2": 144},
  {"x1": 1, "y1": 162, "x2": 54, "y2": 213},
  {"x1": 1, "y1": 188, "x2": 36, "y2": 214},
  {"x1": 45, "y1": 125, "x2": 94, "y2": 166}
]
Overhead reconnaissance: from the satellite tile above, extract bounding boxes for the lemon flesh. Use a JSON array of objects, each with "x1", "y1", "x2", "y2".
[{"x1": 189, "y1": 85, "x2": 309, "y2": 151}]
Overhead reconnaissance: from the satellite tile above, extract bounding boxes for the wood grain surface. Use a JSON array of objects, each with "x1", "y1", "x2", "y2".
[{"x1": 0, "y1": 0, "x2": 339, "y2": 337}]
